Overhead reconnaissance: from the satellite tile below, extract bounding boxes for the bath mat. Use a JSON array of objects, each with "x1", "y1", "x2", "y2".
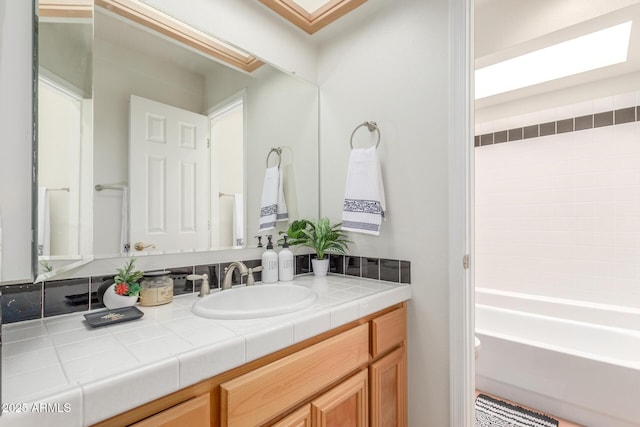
[{"x1": 475, "y1": 394, "x2": 559, "y2": 427}]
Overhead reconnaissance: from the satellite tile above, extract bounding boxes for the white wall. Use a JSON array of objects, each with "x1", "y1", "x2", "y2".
[
  {"x1": 0, "y1": 1, "x2": 33, "y2": 282},
  {"x1": 243, "y1": 67, "x2": 319, "y2": 241},
  {"x1": 317, "y1": 0, "x2": 452, "y2": 424},
  {"x1": 476, "y1": 91, "x2": 640, "y2": 309},
  {"x1": 39, "y1": 22, "x2": 92, "y2": 97},
  {"x1": 205, "y1": 65, "x2": 319, "y2": 244}
]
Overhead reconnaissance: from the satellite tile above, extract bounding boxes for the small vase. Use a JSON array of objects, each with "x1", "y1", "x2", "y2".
[
  {"x1": 311, "y1": 258, "x2": 329, "y2": 276},
  {"x1": 102, "y1": 283, "x2": 138, "y2": 309}
]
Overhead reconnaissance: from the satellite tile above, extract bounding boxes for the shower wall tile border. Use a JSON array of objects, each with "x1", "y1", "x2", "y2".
[
  {"x1": 475, "y1": 103, "x2": 639, "y2": 147},
  {"x1": 2, "y1": 254, "x2": 411, "y2": 324}
]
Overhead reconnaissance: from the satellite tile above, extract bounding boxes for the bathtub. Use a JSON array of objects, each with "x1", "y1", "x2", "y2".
[{"x1": 475, "y1": 288, "x2": 640, "y2": 427}]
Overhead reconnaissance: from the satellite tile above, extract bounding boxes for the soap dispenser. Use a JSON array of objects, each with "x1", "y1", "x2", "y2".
[
  {"x1": 261, "y1": 235, "x2": 279, "y2": 283},
  {"x1": 278, "y1": 236, "x2": 294, "y2": 282}
]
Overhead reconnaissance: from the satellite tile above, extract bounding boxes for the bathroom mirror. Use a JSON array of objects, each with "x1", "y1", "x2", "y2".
[{"x1": 36, "y1": 1, "x2": 319, "y2": 274}]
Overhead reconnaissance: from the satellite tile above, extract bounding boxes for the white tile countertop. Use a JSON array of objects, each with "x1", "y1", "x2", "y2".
[{"x1": 0, "y1": 274, "x2": 411, "y2": 427}]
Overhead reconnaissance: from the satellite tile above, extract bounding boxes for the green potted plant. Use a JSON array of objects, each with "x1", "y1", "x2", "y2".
[
  {"x1": 281, "y1": 217, "x2": 351, "y2": 276},
  {"x1": 102, "y1": 258, "x2": 144, "y2": 309}
]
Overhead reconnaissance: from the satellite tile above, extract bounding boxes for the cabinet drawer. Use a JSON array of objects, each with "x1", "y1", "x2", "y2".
[
  {"x1": 221, "y1": 323, "x2": 369, "y2": 427},
  {"x1": 130, "y1": 393, "x2": 210, "y2": 427},
  {"x1": 371, "y1": 306, "x2": 406, "y2": 358}
]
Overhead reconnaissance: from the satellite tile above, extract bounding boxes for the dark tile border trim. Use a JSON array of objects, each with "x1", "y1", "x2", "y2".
[
  {"x1": 3, "y1": 254, "x2": 411, "y2": 324},
  {"x1": 475, "y1": 104, "x2": 639, "y2": 147}
]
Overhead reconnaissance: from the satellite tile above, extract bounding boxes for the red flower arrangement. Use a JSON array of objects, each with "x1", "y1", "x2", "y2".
[
  {"x1": 113, "y1": 258, "x2": 143, "y2": 297},
  {"x1": 114, "y1": 282, "x2": 130, "y2": 296}
]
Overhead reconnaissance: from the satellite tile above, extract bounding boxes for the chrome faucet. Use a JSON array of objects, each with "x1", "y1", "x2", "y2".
[{"x1": 222, "y1": 261, "x2": 248, "y2": 290}]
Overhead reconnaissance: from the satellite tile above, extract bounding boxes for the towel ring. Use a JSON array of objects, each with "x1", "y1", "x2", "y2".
[
  {"x1": 266, "y1": 147, "x2": 282, "y2": 168},
  {"x1": 350, "y1": 121, "x2": 380, "y2": 149}
]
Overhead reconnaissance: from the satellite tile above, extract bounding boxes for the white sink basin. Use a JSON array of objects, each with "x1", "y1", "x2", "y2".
[{"x1": 192, "y1": 284, "x2": 317, "y2": 319}]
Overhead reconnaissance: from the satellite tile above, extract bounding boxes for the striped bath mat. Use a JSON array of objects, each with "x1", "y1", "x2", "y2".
[{"x1": 475, "y1": 394, "x2": 559, "y2": 427}]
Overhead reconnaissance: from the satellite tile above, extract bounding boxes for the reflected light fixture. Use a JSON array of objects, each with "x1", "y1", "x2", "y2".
[{"x1": 475, "y1": 21, "x2": 633, "y2": 99}]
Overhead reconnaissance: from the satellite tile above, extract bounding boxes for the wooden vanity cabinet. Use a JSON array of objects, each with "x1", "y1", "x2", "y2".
[{"x1": 92, "y1": 303, "x2": 407, "y2": 427}]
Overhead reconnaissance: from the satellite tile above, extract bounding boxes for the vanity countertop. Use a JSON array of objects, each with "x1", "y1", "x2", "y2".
[{"x1": 0, "y1": 274, "x2": 411, "y2": 426}]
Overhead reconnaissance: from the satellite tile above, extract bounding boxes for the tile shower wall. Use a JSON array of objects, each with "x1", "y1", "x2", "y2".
[
  {"x1": 1, "y1": 254, "x2": 410, "y2": 324},
  {"x1": 475, "y1": 91, "x2": 640, "y2": 309}
]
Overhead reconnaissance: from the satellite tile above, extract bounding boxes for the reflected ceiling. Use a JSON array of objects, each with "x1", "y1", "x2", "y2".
[{"x1": 39, "y1": 0, "x2": 264, "y2": 73}]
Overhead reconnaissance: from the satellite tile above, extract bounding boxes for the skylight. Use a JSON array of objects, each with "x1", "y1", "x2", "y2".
[{"x1": 475, "y1": 21, "x2": 633, "y2": 99}]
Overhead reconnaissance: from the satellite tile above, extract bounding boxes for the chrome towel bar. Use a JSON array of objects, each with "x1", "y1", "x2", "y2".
[{"x1": 95, "y1": 184, "x2": 126, "y2": 191}]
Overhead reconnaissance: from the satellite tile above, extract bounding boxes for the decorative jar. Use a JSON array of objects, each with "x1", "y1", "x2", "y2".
[{"x1": 139, "y1": 271, "x2": 174, "y2": 306}]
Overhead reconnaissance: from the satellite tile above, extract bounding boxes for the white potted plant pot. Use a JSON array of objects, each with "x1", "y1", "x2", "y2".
[
  {"x1": 102, "y1": 283, "x2": 139, "y2": 309},
  {"x1": 311, "y1": 258, "x2": 329, "y2": 276}
]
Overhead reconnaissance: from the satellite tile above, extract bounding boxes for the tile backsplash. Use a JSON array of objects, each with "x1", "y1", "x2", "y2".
[
  {"x1": 1, "y1": 254, "x2": 411, "y2": 324},
  {"x1": 475, "y1": 90, "x2": 640, "y2": 308}
]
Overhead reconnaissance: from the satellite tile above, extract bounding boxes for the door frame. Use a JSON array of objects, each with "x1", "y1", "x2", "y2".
[{"x1": 449, "y1": 0, "x2": 475, "y2": 425}]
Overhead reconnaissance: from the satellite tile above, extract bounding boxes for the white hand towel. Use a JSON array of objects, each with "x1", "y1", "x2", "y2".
[
  {"x1": 38, "y1": 186, "x2": 51, "y2": 256},
  {"x1": 233, "y1": 193, "x2": 244, "y2": 246},
  {"x1": 342, "y1": 146, "x2": 386, "y2": 235},
  {"x1": 259, "y1": 166, "x2": 288, "y2": 231}
]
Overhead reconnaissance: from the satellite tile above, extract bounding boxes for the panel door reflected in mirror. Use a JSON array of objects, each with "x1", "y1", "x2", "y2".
[{"x1": 129, "y1": 95, "x2": 210, "y2": 253}]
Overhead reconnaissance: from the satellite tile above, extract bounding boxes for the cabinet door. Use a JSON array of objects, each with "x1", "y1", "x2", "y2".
[
  {"x1": 130, "y1": 393, "x2": 210, "y2": 427},
  {"x1": 369, "y1": 346, "x2": 407, "y2": 427},
  {"x1": 271, "y1": 404, "x2": 312, "y2": 427},
  {"x1": 311, "y1": 370, "x2": 368, "y2": 427},
  {"x1": 221, "y1": 324, "x2": 369, "y2": 427}
]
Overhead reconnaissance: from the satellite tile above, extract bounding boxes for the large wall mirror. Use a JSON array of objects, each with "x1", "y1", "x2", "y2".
[{"x1": 37, "y1": 0, "x2": 319, "y2": 275}]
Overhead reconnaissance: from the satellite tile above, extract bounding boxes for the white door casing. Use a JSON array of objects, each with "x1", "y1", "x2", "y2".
[{"x1": 129, "y1": 95, "x2": 209, "y2": 252}]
